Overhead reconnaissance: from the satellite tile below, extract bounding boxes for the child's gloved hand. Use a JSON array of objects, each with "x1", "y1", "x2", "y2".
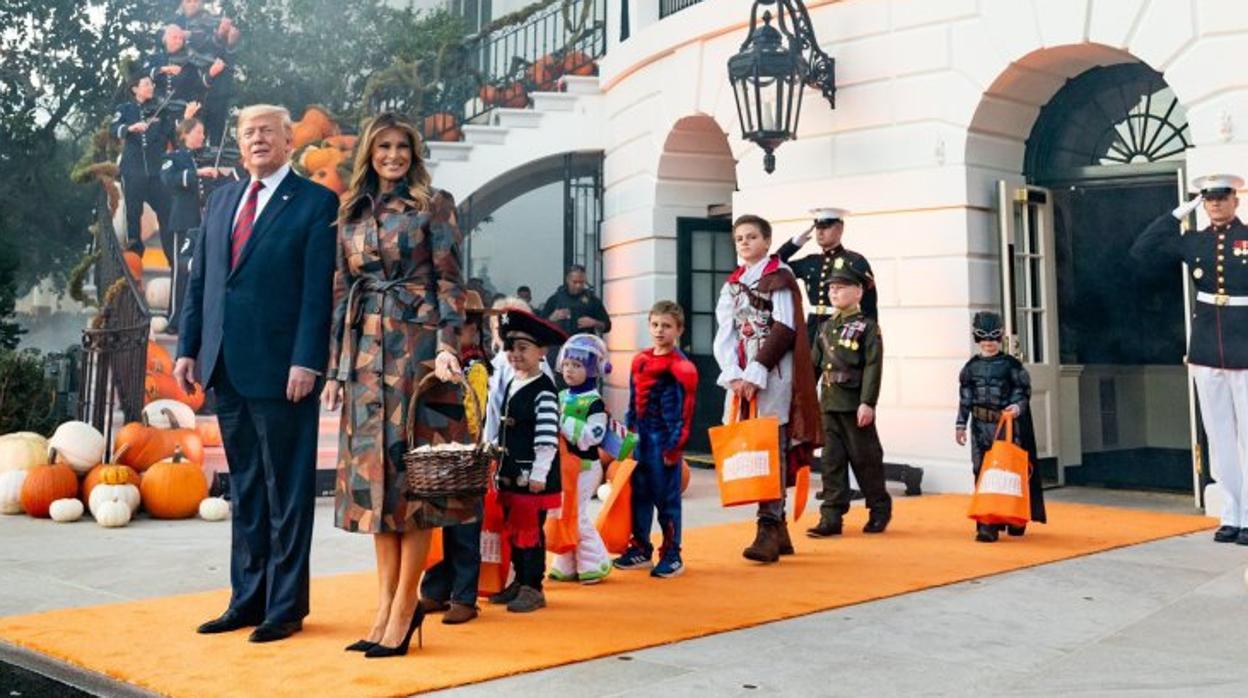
[
  {"x1": 955, "y1": 427, "x2": 967, "y2": 446},
  {"x1": 1003, "y1": 404, "x2": 1021, "y2": 418}
]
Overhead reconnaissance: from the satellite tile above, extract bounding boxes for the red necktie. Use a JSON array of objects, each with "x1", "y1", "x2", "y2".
[{"x1": 231, "y1": 180, "x2": 265, "y2": 268}]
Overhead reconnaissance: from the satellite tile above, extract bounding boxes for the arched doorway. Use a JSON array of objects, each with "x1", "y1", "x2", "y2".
[
  {"x1": 1027, "y1": 62, "x2": 1194, "y2": 491},
  {"x1": 659, "y1": 115, "x2": 736, "y2": 452}
]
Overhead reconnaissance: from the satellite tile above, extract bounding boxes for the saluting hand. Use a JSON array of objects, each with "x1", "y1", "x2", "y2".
[{"x1": 794, "y1": 225, "x2": 814, "y2": 247}]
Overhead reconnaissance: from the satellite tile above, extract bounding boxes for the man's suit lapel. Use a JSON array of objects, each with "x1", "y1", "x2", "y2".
[{"x1": 229, "y1": 171, "x2": 300, "y2": 277}]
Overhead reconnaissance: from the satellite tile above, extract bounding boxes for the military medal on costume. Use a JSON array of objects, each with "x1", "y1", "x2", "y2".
[{"x1": 1235, "y1": 240, "x2": 1248, "y2": 257}]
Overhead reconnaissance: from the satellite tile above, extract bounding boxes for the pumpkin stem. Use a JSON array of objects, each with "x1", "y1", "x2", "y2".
[
  {"x1": 48, "y1": 446, "x2": 58, "y2": 464},
  {"x1": 172, "y1": 445, "x2": 184, "y2": 463},
  {"x1": 161, "y1": 407, "x2": 182, "y2": 430}
]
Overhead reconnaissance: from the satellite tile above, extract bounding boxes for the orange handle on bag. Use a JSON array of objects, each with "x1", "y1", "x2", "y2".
[
  {"x1": 993, "y1": 412, "x2": 1014, "y2": 443},
  {"x1": 728, "y1": 395, "x2": 759, "y2": 425}
]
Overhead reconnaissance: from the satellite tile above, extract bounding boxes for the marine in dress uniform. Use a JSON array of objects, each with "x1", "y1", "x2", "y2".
[
  {"x1": 775, "y1": 208, "x2": 879, "y2": 341},
  {"x1": 1131, "y1": 174, "x2": 1248, "y2": 543},
  {"x1": 807, "y1": 258, "x2": 891, "y2": 536}
]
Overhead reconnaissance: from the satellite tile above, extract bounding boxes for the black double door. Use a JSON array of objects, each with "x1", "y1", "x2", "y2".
[{"x1": 676, "y1": 217, "x2": 735, "y2": 454}]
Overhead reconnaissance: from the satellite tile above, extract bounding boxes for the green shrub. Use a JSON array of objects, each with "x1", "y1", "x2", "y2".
[{"x1": 0, "y1": 349, "x2": 59, "y2": 435}]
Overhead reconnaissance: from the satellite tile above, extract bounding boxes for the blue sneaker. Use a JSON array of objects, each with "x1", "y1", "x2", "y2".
[
  {"x1": 651, "y1": 550, "x2": 684, "y2": 578},
  {"x1": 612, "y1": 546, "x2": 652, "y2": 570}
]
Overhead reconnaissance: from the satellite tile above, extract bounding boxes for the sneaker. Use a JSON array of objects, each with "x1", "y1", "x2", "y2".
[
  {"x1": 506, "y1": 586, "x2": 546, "y2": 613},
  {"x1": 578, "y1": 564, "x2": 611, "y2": 585},
  {"x1": 487, "y1": 581, "x2": 521, "y2": 605},
  {"x1": 612, "y1": 546, "x2": 653, "y2": 570},
  {"x1": 547, "y1": 568, "x2": 578, "y2": 582},
  {"x1": 651, "y1": 551, "x2": 684, "y2": 579}
]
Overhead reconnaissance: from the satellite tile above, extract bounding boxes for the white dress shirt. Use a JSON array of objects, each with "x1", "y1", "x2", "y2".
[{"x1": 232, "y1": 162, "x2": 292, "y2": 229}]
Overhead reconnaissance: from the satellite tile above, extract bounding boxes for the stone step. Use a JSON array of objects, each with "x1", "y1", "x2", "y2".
[
  {"x1": 462, "y1": 125, "x2": 510, "y2": 146},
  {"x1": 531, "y1": 91, "x2": 578, "y2": 112},
  {"x1": 560, "y1": 75, "x2": 601, "y2": 95},
  {"x1": 493, "y1": 108, "x2": 545, "y2": 129},
  {"x1": 426, "y1": 141, "x2": 474, "y2": 162}
]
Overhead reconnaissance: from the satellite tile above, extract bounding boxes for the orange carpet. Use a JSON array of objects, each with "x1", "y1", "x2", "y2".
[{"x1": 0, "y1": 495, "x2": 1214, "y2": 697}]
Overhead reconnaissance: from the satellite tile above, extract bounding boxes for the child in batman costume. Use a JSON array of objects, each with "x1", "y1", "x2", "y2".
[{"x1": 955, "y1": 312, "x2": 1047, "y2": 542}]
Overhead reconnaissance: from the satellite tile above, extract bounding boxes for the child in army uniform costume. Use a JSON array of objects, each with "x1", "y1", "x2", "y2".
[{"x1": 807, "y1": 256, "x2": 892, "y2": 537}]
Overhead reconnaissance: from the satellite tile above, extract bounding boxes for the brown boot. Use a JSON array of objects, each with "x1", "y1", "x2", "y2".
[
  {"x1": 777, "y1": 521, "x2": 795, "y2": 555},
  {"x1": 441, "y1": 602, "x2": 479, "y2": 625},
  {"x1": 742, "y1": 520, "x2": 781, "y2": 563}
]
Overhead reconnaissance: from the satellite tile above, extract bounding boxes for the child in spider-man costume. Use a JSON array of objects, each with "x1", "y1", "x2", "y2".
[{"x1": 612, "y1": 301, "x2": 698, "y2": 578}]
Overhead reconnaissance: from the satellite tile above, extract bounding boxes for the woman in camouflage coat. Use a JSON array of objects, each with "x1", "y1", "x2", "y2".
[{"x1": 321, "y1": 113, "x2": 474, "y2": 657}]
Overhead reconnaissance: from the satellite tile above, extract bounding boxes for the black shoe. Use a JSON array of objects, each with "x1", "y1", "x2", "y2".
[
  {"x1": 777, "y1": 522, "x2": 795, "y2": 555},
  {"x1": 364, "y1": 607, "x2": 425, "y2": 658},
  {"x1": 1236, "y1": 529, "x2": 1248, "y2": 546},
  {"x1": 488, "y1": 580, "x2": 522, "y2": 605},
  {"x1": 197, "y1": 609, "x2": 262, "y2": 634},
  {"x1": 344, "y1": 639, "x2": 377, "y2": 652},
  {"x1": 1214, "y1": 525, "x2": 1241, "y2": 543},
  {"x1": 975, "y1": 524, "x2": 1000, "y2": 543},
  {"x1": 1006, "y1": 524, "x2": 1027, "y2": 537},
  {"x1": 849, "y1": 489, "x2": 864, "y2": 501},
  {"x1": 863, "y1": 511, "x2": 891, "y2": 534},
  {"x1": 902, "y1": 465, "x2": 924, "y2": 496},
  {"x1": 806, "y1": 518, "x2": 843, "y2": 538},
  {"x1": 248, "y1": 620, "x2": 302, "y2": 643}
]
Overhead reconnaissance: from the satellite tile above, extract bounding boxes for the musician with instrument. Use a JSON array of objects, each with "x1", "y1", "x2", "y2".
[
  {"x1": 171, "y1": 0, "x2": 240, "y2": 146},
  {"x1": 146, "y1": 24, "x2": 225, "y2": 135},
  {"x1": 111, "y1": 74, "x2": 173, "y2": 255},
  {"x1": 161, "y1": 116, "x2": 237, "y2": 333}
]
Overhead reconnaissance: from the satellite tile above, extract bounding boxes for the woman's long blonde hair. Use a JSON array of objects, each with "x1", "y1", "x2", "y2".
[{"x1": 338, "y1": 112, "x2": 432, "y2": 224}]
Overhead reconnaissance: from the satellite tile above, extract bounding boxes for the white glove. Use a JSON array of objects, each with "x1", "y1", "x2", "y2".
[
  {"x1": 793, "y1": 226, "x2": 813, "y2": 247},
  {"x1": 1172, "y1": 195, "x2": 1203, "y2": 220}
]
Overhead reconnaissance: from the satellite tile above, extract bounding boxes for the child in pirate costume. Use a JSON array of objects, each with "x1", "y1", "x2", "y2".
[
  {"x1": 548, "y1": 334, "x2": 615, "y2": 584},
  {"x1": 487, "y1": 309, "x2": 568, "y2": 612},
  {"x1": 955, "y1": 312, "x2": 1047, "y2": 542},
  {"x1": 712, "y1": 214, "x2": 822, "y2": 563}
]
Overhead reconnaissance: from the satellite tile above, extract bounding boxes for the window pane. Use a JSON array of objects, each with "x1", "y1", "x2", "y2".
[
  {"x1": 715, "y1": 232, "x2": 736, "y2": 269},
  {"x1": 693, "y1": 272, "x2": 713, "y2": 313},
  {"x1": 693, "y1": 232, "x2": 713, "y2": 270},
  {"x1": 692, "y1": 314, "x2": 713, "y2": 353}
]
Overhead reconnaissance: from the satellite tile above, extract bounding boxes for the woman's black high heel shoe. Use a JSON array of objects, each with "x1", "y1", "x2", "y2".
[
  {"x1": 364, "y1": 606, "x2": 425, "y2": 658},
  {"x1": 344, "y1": 639, "x2": 377, "y2": 652}
]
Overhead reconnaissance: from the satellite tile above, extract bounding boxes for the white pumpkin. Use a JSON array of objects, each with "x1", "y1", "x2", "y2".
[
  {"x1": 48, "y1": 421, "x2": 106, "y2": 475},
  {"x1": 150, "y1": 315, "x2": 169, "y2": 335},
  {"x1": 145, "y1": 277, "x2": 171, "y2": 311},
  {"x1": 141, "y1": 400, "x2": 197, "y2": 429},
  {"x1": 0, "y1": 432, "x2": 50, "y2": 474},
  {"x1": 198, "y1": 497, "x2": 230, "y2": 521},
  {"x1": 94, "y1": 499, "x2": 132, "y2": 527},
  {"x1": 0, "y1": 470, "x2": 27, "y2": 514},
  {"x1": 49, "y1": 498, "x2": 84, "y2": 522},
  {"x1": 89, "y1": 483, "x2": 141, "y2": 516}
]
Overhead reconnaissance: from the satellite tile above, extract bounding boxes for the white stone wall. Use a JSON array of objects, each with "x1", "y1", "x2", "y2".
[{"x1": 596, "y1": 0, "x2": 1248, "y2": 495}]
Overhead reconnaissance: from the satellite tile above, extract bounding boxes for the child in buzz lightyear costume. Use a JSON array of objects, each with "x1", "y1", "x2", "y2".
[{"x1": 548, "y1": 334, "x2": 624, "y2": 583}]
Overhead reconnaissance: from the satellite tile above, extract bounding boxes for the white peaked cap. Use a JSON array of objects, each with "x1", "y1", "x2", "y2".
[
  {"x1": 810, "y1": 207, "x2": 850, "y2": 221},
  {"x1": 1192, "y1": 174, "x2": 1245, "y2": 193}
]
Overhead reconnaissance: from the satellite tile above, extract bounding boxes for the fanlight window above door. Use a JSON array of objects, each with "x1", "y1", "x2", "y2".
[{"x1": 1026, "y1": 63, "x2": 1190, "y2": 183}]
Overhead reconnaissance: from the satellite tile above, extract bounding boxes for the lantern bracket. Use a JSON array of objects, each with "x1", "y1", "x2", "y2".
[{"x1": 740, "y1": 0, "x2": 836, "y2": 108}]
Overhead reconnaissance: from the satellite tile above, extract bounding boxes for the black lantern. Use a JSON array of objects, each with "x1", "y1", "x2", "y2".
[{"x1": 727, "y1": 0, "x2": 836, "y2": 173}]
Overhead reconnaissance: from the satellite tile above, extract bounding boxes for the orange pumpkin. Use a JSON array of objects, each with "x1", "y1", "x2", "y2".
[
  {"x1": 114, "y1": 411, "x2": 205, "y2": 472},
  {"x1": 323, "y1": 134, "x2": 357, "y2": 154},
  {"x1": 497, "y1": 82, "x2": 528, "y2": 108},
  {"x1": 123, "y1": 251, "x2": 143, "y2": 280},
  {"x1": 144, "y1": 371, "x2": 205, "y2": 412},
  {"x1": 147, "y1": 341, "x2": 174, "y2": 374},
  {"x1": 311, "y1": 166, "x2": 346, "y2": 195},
  {"x1": 20, "y1": 461, "x2": 79, "y2": 518},
  {"x1": 196, "y1": 419, "x2": 223, "y2": 447},
  {"x1": 421, "y1": 112, "x2": 461, "y2": 142},
  {"x1": 291, "y1": 121, "x2": 321, "y2": 150},
  {"x1": 81, "y1": 459, "x2": 141, "y2": 504},
  {"x1": 478, "y1": 84, "x2": 499, "y2": 106},
  {"x1": 301, "y1": 145, "x2": 344, "y2": 174},
  {"x1": 527, "y1": 54, "x2": 560, "y2": 91},
  {"x1": 562, "y1": 51, "x2": 595, "y2": 77},
  {"x1": 299, "y1": 106, "x2": 337, "y2": 137},
  {"x1": 141, "y1": 447, "x2": 208, "y2": 519}
]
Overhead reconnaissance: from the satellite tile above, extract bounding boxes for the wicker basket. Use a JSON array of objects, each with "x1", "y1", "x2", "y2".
[{"x1": 403, "y1": 373, "x2": 497, "y2": 499}]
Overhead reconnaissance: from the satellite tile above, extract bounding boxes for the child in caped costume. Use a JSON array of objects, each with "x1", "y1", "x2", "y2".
[
  {"x1": 956, "y1": 311, "x2": 1047, "y2": 542},
  {"x1": 711, "y1": 215, "x2": 822, "y2": 564},
  {"x1": 613, "y1": 301, "x2": 698, "y2": 578},
  {"x1": 548, "y1": 334, "x2": 615, "y2": 584},
  {"x1": 486, "y1": 309, "x2": 568, "y2": 612}
]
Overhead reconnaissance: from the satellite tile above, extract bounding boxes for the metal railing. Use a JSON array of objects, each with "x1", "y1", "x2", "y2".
[
  {"x1": 370, "y1": 0, "x2": 607, "y2": 141},
  {"x1": 660, "y1": 0, "x2": 704, "y2": 19},
  {"x1": 79, "y1": 189, "x2": 150, "y2": 450}
]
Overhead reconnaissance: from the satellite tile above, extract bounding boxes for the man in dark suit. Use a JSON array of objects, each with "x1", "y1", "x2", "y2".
[{"x1": 173, "y1": 104, "x2": 337, "y2": 643}]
